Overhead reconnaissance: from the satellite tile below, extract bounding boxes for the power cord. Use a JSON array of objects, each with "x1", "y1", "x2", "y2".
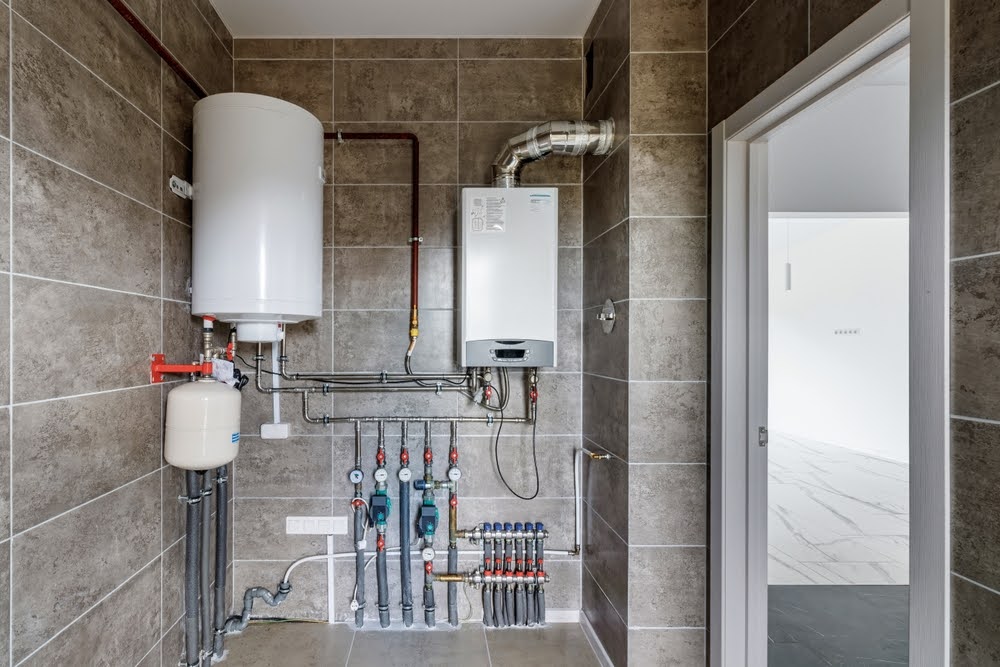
[{"x1": 492, "y1": 389, "x2": 540, "y2": 501}]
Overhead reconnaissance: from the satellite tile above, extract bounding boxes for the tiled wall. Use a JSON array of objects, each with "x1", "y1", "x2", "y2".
[
  {"x1": 0, "y1": 0, "x2": 232, "y2": 665},
  {"x1": 581, "y1": 0, "x2": 708, "y2": 664},
  {"x1": 950, "y1": 0, "x2": 1000, "y2": 662},
  {"x1": 707, "y1": 0, "x2": 879, "y2": 127},
  {"x1": 229, "y1": 38, "x2": 585, "y2": 625}
]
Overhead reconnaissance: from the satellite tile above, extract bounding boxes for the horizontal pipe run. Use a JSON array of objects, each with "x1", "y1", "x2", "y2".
[{"x1": 302, "y1": 393, "x2": 533, "y2": 425}]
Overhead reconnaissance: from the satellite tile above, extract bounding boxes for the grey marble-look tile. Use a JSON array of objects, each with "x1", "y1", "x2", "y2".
[
  {"x1": 336, "y1": 38, "x2": 456, "y2": 59},
  {"x1": 630, "y1": 135, "x2": 707, "y2": 217},
  {"x1": 333, "y1": 247, "x2": 454, "y2": 310},
  {"x1": 13, "y1": 0, "x2": 161, "y2": 119},
  {"x1": 235, "y1": 436, "x2": 333, "y2": 499},
  {"x1": 12, "y1": 278, "x2": 160, "y2": 403},
  {"x1": 162, "y1": 132, "x2": 191, "y2": 224},
  {"x1": 559, "y1": 247, "x2": 583, "y2": 310},
  {"x1": 162, "y1": 0, "x2": 232, "y2": 95},
  {"x1": 12, "y1": 14, "x2": 160, "y2": 207},
  {"x1": 951, "y1": 0, "x2": 1000, "y2": 102},
  {"x1": 629, "y1": 628, "x2": 706, "y2": 666},
  {"x1": 584, "y1": 57, "x2": 628, "y2": 180},
  {"x1": 334, "y1": 184, "x2": 457, "y2": 248},
  {"x1": 487, "y1": 623, "x2": 599, "y2": 666},
  {"x1": 162, "y1": 60, "x2": 198, "y2": 147},
  {"x1": 629, "y1": 464, "x2": 706, "y2": 545},
  {"x1": 0, "y1": 542, "x2": 8, "y2": 663},
  {"x1": 629, "y1": 217, "x2": 707, "y2": 299},
  {"x1": 348, "y1": 623, "x2": 487, "y2": 666},
  {"x1": 234, "y1": 560, "x2": 328, "y2": 621},
  {"x1": 629, "y1": 381, "x2": 707, "y2": 463},
  {"x1": 628, "y1": 546, "x2": 706, "y2": 627},
  {"x1": 0, "y1": 410, "x2": 7, "y2": 539},
  {"x1": 163, "y1": 217, "x2": 192, "y2": 301},
  {"x1": 584, "y1": 505, "x2": 628, "y2": 622},
  {"x1": 0, "y1": 276, "x2": 8, "y2": 406},
  {"x1": 585, "y1": 0, "x2": 629, "y2": 113},
  {"x1": 582, "y1": 373, "x2": 628, "y2": 460},
  {"x1": 583, "y1": 444, "x2": 628, "y2": 539},
  {"x1": 334, "y1": 309, "x2": 458, "y2": 373},
  {"x1": 952, "y1": 83, "x2": 1000, "y2": 258},
  {"x1": 583, "y1": 140, "x2": 629, "y2": 245},
  {"x1": 335, "y1": 122, "x2": 458, "y2": 185},
  {"x1": 235, "y1": 59, "x2": 334, "y2": 122},
  {"x1": 459, "y1": 59, "x2": 581, "y2": 121},
  {"x1": 459, "y1": 38, "x2": 580, "y2": 59},
  {"x1": 11, "y1": 385, "x2": 161, "y2": 531},
  {"x1": 583, "y1": 301, "x2": 629, "y2": 381},
  {"x1": 582, "y1": 568, "x2": 628, "y2": 667},
  {"x1": 11, "y1": 475, "x2": 159, "y2": 661},
  {"x1": 161, "y1": 537, "x2": 184, "y2": 630},
  {"x1": 0, "y1": 140, "x2": 8, "y2": 271},
  {"x1": 336, "y1": 60, "x2": 457, "y2": 122},
  {"x1": 190, "y1": 0, "x2": 232, "y2": 51},
  {"x1": 456, "y1": 434, "x2": 578, "y2": 500},
  {"x1": 19, "y1": 559, "x2": 160, "y2": 667},
  {"x1": 583, "y1": 219, "x2": 629, "y2": 309},
  {"x1": 628, "y1": 299, "x2": 707, "y2": 381},
  {"x1": 810, "y1": 0, "x2": 879, "y2": 52},
  {"x1": 952, "y1": 418, "x2": 1000, "y2": 591},
  {"x1": 952, "y1": 254, "x2": 1000, "y2": 419},
  {"x1": 0, "y1": 10, "x2": 8, "y2": 137},
  {"x1": 630, "y1": 53, "x2": 706, "y2": 135},
  {"x1": 558, "y1": 309, "x2": 583, "y2": 372},
  {"x1": 632, "y1": 0, "x2": 706, "y2": 51},
  {"x1": 233, "y1": 498, "x2": 332, "y2": 561},
  {"x1": 224, "y1": 612, "x2": 353, "y2": 666},
  {"x1": 12, "y1": 146, "x2": 161, "y2": 295},
  {"x1": 237, "y1": 38, "x2": 333, "y2": 59},
  {"x1": 707, "y1": 0, "x2": 808, "y2": 127},
  {"x1": 952, "y1": 575, "x2": 1000, "y2": 665}
]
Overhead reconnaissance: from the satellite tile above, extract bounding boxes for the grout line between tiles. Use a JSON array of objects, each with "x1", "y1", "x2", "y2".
[
  {"x1": 708, "y1": 0, "x2": 760, "y2": 53},
  {"x1": 14, "y1": 554, "x2": 162, "y2": 666},
  {"x1": 7, "y1": 2, "x2": 13, "y2": 663},
  {"x1": 582, "y1": 563, "x2": 629, "y2": 630},
  {"x1": 187, "y1": 0, "x2": 233, "y2": 57},
  {"x1": 951, "y1": 249, "x2": 1000, "y2": 263},
  {"x1": 951, "y1": 414, "x2": 1000, "y2": 426},
  {"x1": 951, "y1": 77, "x2": 1000, "y2": 106},
  {"x1": 952, "y1": 572, "x2": 1000, "y2": 598},
  {"x1": 11, "y1": 9, "x2": 162, "y2": 128},
  {"x1": 133, "y1": 635, "x2": 160, "y2": 667}
]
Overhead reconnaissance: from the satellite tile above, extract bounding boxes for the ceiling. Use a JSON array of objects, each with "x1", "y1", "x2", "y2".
[{"x1": 209, "y1": 0, "x2": 604, "y2": 38}]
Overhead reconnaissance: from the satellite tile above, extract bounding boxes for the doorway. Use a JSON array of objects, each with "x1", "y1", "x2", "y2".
[
  {"x1": 708, "y1": 0, "x2": 950, "y2": 664},
  {"x1": 764, "y1": 54, "x2": 910, "y2": 664}
]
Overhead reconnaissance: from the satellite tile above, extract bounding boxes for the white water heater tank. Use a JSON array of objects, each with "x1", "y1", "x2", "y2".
[
  {"x1": 191, "y1": 93, "x2": 324, "y2": 343},
  {"x1": 164, "y1": 379, "x2": 242, "y2": 470}
]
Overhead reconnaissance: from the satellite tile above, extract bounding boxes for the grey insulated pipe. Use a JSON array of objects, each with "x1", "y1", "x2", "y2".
[
  {"x1": 377, "y1": 543, "x2": 390, "y2": 627},
  {"x1": 354, "y1": 506, "x2": 366, "y2": 628},
  {"x1": 212, "y1": 465, "x2": 229, "y2": 659},
  {"x1": 200, "y1": 473, "x2": 214, "y2": 657},
  {"x1": 399, "y1": 422, "x2": 413, "y2": 627},
  {"x1": 183, "y1": 471, "x2": 202, "y2": 667},
  {"x1": 491, "y1": 120, "x2": 615, "y2": 188}
]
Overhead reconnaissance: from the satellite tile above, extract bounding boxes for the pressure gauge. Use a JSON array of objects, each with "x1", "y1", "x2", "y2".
[
  {"x1": 398, "y1": 468, "x2": 412, "y2": 482},
  {"x1": 421, "y1": 547, "x2": 436, "y2": 562},
  {"x1": 374, "y1": 468, "x2": 389, "y2": 483},
  {"x1": 447, "y1": 467, "x2": 462, "y2": 482},
  {"x1": 348, "y1": 469, "x2": 364, "y2": 484}
]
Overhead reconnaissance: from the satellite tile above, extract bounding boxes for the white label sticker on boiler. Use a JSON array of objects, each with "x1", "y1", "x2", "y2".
[
  {"x1": 470, "y1": 196, "x2": 506, "y2": 233},
  {"x1": 529, "y1": 193, "x2": 553, "y2": 214}
]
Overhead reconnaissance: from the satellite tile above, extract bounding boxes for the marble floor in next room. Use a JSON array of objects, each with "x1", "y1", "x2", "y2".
[{"x1": 768, "y1": 433, "x2": 909, "y2": 585}]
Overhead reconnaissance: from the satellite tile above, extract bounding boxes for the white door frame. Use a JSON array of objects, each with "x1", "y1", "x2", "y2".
[{"x1": 708, "y1": 0, "x2": 951, "y2": 664}]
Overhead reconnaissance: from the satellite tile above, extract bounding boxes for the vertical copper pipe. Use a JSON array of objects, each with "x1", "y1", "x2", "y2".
[
  {"x1": 325, "y1": 132, "x2": 421, "y2": 354},
  {"x1": 105, "y1": 0, "x2": 209, "y2": 99}
]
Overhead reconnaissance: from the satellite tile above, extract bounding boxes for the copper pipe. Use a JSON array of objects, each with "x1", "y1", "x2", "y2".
[
  {"x1": 105, "y1": 0, "x2": 209, "y2": 99},
  {"x1": 325, "y1": 132, "x2": 421, "y2": 359}
]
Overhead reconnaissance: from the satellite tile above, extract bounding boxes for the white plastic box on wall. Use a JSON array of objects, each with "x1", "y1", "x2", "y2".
[{"x1": 460, "y1": 187, "x2": 559, "y2": 368}]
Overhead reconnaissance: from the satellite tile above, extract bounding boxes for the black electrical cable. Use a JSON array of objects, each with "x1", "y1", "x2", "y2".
[{"x1": 492, "y1": 386, "x2": 540, "y2": 501}]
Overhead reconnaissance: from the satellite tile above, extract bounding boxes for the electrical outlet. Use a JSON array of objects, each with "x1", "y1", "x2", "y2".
[{"x1": 285, "y1": 516, "x2": 348, "y2": 535}]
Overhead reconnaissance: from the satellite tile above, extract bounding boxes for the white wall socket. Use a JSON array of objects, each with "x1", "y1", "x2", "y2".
[{"x1": 285, "y1": 515, "x2": 348, "y2": 535}]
